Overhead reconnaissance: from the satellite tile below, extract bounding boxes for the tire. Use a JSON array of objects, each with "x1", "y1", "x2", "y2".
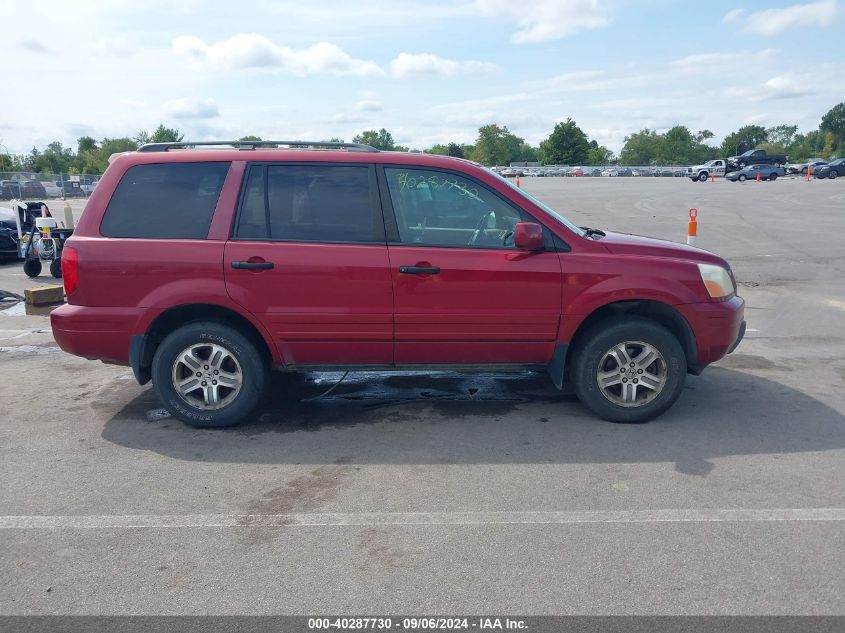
[
  {"x1": 50, "y1": 259, "x2": 62, "y2": 278},
  {"x1": 698, "y1": 172, "x2": 708, "y2": 182},
  {"x1": 738, "y1": 174, "x2": 747, "y2": 182},
  {"x1": 23, "y1": 259, "x2": 42, "y2": 277},
  {"x1": 829, "y1": 171, "x2": 838, "y2": 180},
  {"x1": 571, "y1": 317, "x2": 687, "y2": 423},
  {"x1": 769, "y1": 173, "x2": 777, "y2": 181},
  {"x1": 151, "y1": 321, "x2": 267, "y2": 428}
]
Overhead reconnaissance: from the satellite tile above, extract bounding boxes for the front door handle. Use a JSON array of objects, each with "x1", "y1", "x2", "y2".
[
  {"x1": 231, "y1": 260, "x2": 274, "y2": 270},
  {"x1": 399, "y1": 265, "x2": 440, "y2": 275}
]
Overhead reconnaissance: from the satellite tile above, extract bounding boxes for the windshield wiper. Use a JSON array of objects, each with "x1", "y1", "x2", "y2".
[{"x1": 581, "y1": 227, "x2": 606, "y2": 239}]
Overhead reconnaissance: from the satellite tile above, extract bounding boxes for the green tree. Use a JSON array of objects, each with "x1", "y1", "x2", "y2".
[
  {"x1": 587, "y1": 141, "x2": 613, "y2": 165},
  {"x1": 447, "y1": 142, "x2": 465, "y2": 158},
  {"x1": 352, "y1": 128, "x2": 396, "y2": 150},
  {"x1": 619, "y1": 129, "x2": 661, "y2": 165},
  {"x1": 538, "y1": 119, "x2": 589, "y2": 165},
  {"x1": 425, "y1": 144, "x2": 449, "y2": 155},
  {"x1": 820, "y1": 102, "x2": 845, "y2": 139},
  {"x1": 766, "y1": 125, "x2": 798, "y2": 148},
  {"x1": 468, "y1": 124, "x2": 510, "y2": 166},
  {"x1": 721, "y1": 125, "x2": 768, "y2": 156},
  {"x1": 238, "y1": 135, "x2": 263, "y2": 142}
]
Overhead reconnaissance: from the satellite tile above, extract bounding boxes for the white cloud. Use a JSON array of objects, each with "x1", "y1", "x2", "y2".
[
  {"x1": 173, "y1": 34, "x2": 383, "y2": 76},
  {"x1": 722, "y1": 8, "x2": 745, "y2": 23},
  {"x1": 743, "y1": 0, "x2": 841, "y2": 36},
  {"x1": 724, "y1": 74, "x2": 817, "y2": 101},
  {"x1": 95, "y1": 37, "x2": 133, "y2": 57},
  {"x1": 670, "y1": 49, "x2": 775, "y2": 70},
  {"x1": 474, "y1": 0, "x2": 610, "y2": 43},
  {"x1": 356, "y1": 100, "x2": 383, "y2": 112},
  {"x1": 388, "y1": 53, "x2": 497, "y2": 78},
  {"x1": 163, "y1": 97, "x2": 220, "y2": 119}
]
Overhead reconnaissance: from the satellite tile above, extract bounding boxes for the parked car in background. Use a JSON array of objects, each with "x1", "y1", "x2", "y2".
[
  {"x1": 813, "y1": 157, "x2": 845, "y2": 179},
  {"x1": 727, "y1": 148, "x2": 787, "y2": 170},
  {"x1": 56, "y1": 181, "x2": 86, "y2": 197},
  {"x1": 727, "y1": 164, "x2": 785, "y2": 182},
  {"x1": 51, "y1": 140, "x2": 745, "y2": 427},
  {"x1": 687, "y1": 159, "x2": 727, "y2": 182},
  {"x1": 588, "y1": 168, "x2": 602, "y2": 177},
  {"x1": 21, "y1": 181, "x2": 47, "y2": 198},
  {"x1": 617, "y1": 168, "x2": 633, "y2": 177},
  {"x1": 1, "y1": 181, "x2": 22, "y2": 199},
  {"x1": 569, "y1": 168, "x2": 584, "y2": 177},
  {"x1": 43, "y1": 182, "x2": 62, "y2": 197},
  {"x1": 787, "y1": 159, "x2": 827, "y2": 175},
  {"x1": 500, "y1": 168, "x2": 524, "y2": 178}
]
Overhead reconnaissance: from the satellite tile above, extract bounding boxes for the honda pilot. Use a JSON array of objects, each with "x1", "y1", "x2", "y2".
[{"x1": 51, "y1": 141, "x2": 745, "y2": 427}]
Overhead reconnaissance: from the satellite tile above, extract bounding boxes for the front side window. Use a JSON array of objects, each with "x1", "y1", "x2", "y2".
[
  {"x1": 100, "y1": 162, "x2": 229, "y2": 238},
  {"x1": 383, "y1": 167, "x2": 525, "y2": 249},
  {"x1": 235, "y1": 164, "x2": 379, "y2": 243}
]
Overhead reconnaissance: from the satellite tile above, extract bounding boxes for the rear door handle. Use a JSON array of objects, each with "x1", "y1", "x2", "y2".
[
  {"x1": 231, "y1": 261, "x2": 274, "y2": 270},
  {"x1": 399, "y1": 266, "x2": 440, "y2": 275}
]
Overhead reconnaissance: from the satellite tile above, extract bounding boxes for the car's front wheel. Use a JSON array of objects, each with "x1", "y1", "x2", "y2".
[
  {"x1": 769, "y1": 173, "x2": 777, "y2": 181},
  {"x1": 151, "y1": 321, "x2": 267, "y2": 428},
  {"x1": 738, "y1": 174, "x2": 747, "y2": 182},
  {"x1": 571, "y1": 318, "x2": 687, "y2": 423}
]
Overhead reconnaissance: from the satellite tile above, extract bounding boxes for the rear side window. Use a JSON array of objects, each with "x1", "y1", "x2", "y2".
[
  {"x1": 100, "y1": 162, "x2": 230, "y2": 238},
  {"x1": 235, "y1": 164, "x2": 380, "y2": 243}
]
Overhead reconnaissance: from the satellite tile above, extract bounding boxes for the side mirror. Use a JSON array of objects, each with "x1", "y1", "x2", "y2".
[{"x1": 514, "y1": 222, "x2": 544, "y2": 251}]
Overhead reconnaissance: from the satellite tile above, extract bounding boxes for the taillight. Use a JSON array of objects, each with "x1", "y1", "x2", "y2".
[{"x1": 62, "y1": 246, "x2": 79, "y2": 297}]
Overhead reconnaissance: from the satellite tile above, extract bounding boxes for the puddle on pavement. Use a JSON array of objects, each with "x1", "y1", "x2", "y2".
[{"x1": 0, "y1": 300, "x2": 63, "y2": 316}]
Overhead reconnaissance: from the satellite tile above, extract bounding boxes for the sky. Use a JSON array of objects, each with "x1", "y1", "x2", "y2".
[{"x1": 1, "y1": 0, "x2": 844, "y2": 155}]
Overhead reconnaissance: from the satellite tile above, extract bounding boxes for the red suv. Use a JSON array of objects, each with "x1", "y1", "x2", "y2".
[{"x1": 51, "y1": 141, "x2": 745, "y2": 427}]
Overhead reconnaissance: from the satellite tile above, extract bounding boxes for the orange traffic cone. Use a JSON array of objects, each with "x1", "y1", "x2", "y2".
[
  {"x1": 687, "y1": 208, "x2": 698, "y2": 246},
  {"x1": 710, "y1": 174, "x2": 714, "y2": 182},
  {"x1": 756, "y1": 170, "x2": 761, "y2": 182},
  {"x1": 806, "y1": 165, "x2": 812, "y2": 181},
  {"x1": 516, "y1": 175, "x2": 521, "y2": 188}
]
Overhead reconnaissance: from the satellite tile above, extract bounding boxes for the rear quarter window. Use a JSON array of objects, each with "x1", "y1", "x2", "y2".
[{"x1": 100, "y1": 162, "x2": 230, "y2": 238}]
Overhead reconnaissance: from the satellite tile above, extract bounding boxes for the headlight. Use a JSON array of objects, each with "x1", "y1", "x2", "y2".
[{"x1": 697, "y1": 264, "x2": 734, "y2": 299}]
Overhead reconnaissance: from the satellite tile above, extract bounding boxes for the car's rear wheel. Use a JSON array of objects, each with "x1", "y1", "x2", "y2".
[
  {"x1": 572, "y1": 318, "x2": 687, "y2": 423},
  {"x1": 829, "y1": 171, "x2": 838, "y2": 180},
  {"x1": 151, "y1": 321, "x2": 267, "y2": 428},
  {"x1": 769, "y1": 173, "x2": 777, "y2": 181}
]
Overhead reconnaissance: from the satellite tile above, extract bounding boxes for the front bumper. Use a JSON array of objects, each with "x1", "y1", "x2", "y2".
[{"x1": 677, "y1": 295, "x2": 745, "y2": 372}]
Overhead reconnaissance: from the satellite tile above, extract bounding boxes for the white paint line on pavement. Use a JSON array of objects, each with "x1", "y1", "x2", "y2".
[{"x1": 1, "y1": 508, "x2": 843, "y2": 529}]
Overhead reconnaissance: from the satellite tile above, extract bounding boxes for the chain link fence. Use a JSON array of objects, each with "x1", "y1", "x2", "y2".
[{"x1": 0, "y1": 172, "x2": 101, "y2": 200}]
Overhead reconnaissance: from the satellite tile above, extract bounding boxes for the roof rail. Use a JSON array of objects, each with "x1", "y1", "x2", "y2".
[{"x1": 136, "y1": 140, "x2": 379, "y2": 153}]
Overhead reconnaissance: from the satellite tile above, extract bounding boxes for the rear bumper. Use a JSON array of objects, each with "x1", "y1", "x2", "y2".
[
  {"x1": 50, "y1": 303, "x2": 142, "y2": 365},
  {"x1": 677, "y1": 295, "x2": 745, "y2": 372}
]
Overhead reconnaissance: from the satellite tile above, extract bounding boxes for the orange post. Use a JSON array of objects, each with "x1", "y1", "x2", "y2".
[{"x1": 687, "y1": 208, "x2": 698, "y2": 246}]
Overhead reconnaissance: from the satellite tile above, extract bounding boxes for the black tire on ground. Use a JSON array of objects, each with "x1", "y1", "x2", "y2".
[
  {"x1": 151, "y1": 320, "x2": 268, "y2": 428},
  {"x1": 738, "y1": 174, "x2": 747, "y2": 182},
  {"x1": 829, "y1": 172, "x2": 838, "y2": 180},
  {"x1": 50, "y1": 259, "x2": 62, "y2": 278},
  {"x1": 698, "y1": 172, "x2": 708, "y2": 182},
  {"x1": 769, "y1": 173, "x2": 777, "y2": 181},
  {"x1": 23, "y1": 259, "x2": 42, "y2": 277},
  {"x1": 571, "y1": 317, "x2": 687, "y2": 423}
]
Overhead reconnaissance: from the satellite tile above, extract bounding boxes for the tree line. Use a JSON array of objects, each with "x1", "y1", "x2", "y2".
[{"x1": 2, "y1": 102, "x2": 842, "y2": 174}]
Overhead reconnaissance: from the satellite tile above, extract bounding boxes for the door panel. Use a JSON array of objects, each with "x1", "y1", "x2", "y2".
[
  {"x1": 225, "y1": 242, "x2": 393, "y2": 365},
  {"x1": 223, "y1": 163, "x2": 393, "y2": 366},
  {"x1": 389, "y1": 245, "x2": 562, "y2": 364}
]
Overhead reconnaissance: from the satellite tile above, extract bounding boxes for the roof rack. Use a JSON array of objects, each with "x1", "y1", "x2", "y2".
[{"x1": 136, "y1": 140, "x2": 379, "y2": 153}]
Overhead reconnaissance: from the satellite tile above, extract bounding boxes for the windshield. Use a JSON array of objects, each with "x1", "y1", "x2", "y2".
[{"x1": 491, "y1": 170, "x2": 586, "y2": 237}]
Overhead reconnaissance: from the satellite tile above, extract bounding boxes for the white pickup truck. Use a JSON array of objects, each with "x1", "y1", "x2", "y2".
[{"x1": 687, "y1": 159, "x2": 727, "y2": 182}]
